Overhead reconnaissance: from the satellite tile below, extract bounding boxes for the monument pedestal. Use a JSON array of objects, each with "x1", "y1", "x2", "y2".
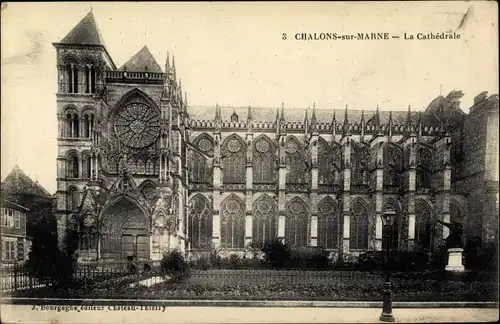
[{"x1": 445, "y1": 248, "x2": 465, "y2": 272}]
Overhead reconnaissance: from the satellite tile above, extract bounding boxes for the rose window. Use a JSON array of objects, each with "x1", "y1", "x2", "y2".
[{"x1": 114, "y1": 103, "x2": 161, "y2": 148}]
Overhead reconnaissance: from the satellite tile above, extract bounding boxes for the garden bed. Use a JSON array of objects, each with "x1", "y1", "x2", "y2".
[{"x1": 9, "y1": 269, "x2": 498, "y2": 302}]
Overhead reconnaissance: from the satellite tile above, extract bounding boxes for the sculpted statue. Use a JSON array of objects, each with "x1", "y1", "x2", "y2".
[{"x1": 436, "y1": 219, "x2": 463, "y2": 249}]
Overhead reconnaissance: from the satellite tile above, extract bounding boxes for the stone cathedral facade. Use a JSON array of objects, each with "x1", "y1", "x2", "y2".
[{"x1": 54, "y1": 12, "x2": 499, "y2": 262}]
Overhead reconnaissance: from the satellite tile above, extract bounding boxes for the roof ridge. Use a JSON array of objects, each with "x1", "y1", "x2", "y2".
[
  {"x1": 118, "y1": 45, "x2": 162, "y2": 73},
  {"x1": 59, "y1": 11, "x2": 107, "y2": 47}
]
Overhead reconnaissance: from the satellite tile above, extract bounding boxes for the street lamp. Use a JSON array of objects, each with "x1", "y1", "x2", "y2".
[{"x1": 380, "y1": 206, "x2": 397, "y2": 322}]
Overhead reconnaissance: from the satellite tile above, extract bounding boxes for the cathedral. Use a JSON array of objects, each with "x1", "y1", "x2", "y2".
[{"x1": 54, "y1": 12, "x2": 499, "y2": 262}]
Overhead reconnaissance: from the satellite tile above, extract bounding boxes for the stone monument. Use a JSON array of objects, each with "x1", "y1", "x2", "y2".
[{"x1": 437, "y1": 219, "x2": 465, "y2": 272}]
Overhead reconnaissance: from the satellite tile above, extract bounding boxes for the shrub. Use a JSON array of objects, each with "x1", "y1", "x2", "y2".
[
  {"x1": 262, "y1": 239, "x2": 291, "y2": 269},
  {"x1": 229, "y1": 254, "x2": 241, "y2": 269},
  {"x1": 160, "y1": 250, "x2": 190, "y2": 281},
  {"x1": 25, "y1": 225, "x2": 75, "y2": 289}
]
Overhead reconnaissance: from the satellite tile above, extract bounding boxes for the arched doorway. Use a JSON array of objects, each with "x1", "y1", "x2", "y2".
[{"x1": 100, "y1": 197, "x2": 150, "y2": 261}]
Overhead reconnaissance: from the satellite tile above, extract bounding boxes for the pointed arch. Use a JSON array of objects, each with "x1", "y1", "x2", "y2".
[
  {"x1": 383, "y1": 197, "x2": 403, "y2": 250},
  {"x1": 110, "y1": 88, "x2": 160, "y2": 120},
  {"x1": 188, "y1": 194, "x2": 213, "y2": 249},
  {"x1": 138, "y1": 179, "x2": 157, "y2": 200},
  {"x1": 317, "y1": 196, "x2": 340, "y2": 249},
  {"x1": 252, "y1": 194, "x2": 278, "y2": 244},
  {"x1": 415, "y1": 199, "x2": 432, "y2": 251},
  {"x1": 220, "y1": 194, "x2": 246, "y2": 249},
  {"x1": 221, "y1": 134, "x2": 247, "y2": 184},
  {"x1": 253, "y1": 134, "x2": 277, "y2": 184},
  {"x1": 350, "y1": 197, "x2": 369, "y2": 250},
  {"x1": 100, "y1": 194, "x2": 150, "y2": 233},
  {"x1": 188, "y1": 148, "x2": 212, "y2": 184},
  {"x1": 285, "y1": 197, "x2": 309, "y2": 248},
  {"x1": 286, "y1": 136, "x2": 308, "y2": 184},
  {"x1": 193, "y1": 133, "x2": 215, "y2": 157}
]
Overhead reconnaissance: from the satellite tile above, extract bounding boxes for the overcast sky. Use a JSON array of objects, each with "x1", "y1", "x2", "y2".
[{"x1": 1, "y1": 1, "x2": 498, "y2": 193}]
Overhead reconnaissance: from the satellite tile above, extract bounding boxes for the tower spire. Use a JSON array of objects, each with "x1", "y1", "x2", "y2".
[
  {"x1": 280, "y1": 102, "x2": 285, "y2": 122},
  {"x1": 311, "y1": 102, "x2": 317, "y2": 128},
  {"x1": 304, "y1": 106, "x2": 309, "y2": 136}
]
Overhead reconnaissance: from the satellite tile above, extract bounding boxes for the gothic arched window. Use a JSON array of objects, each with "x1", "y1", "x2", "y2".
[
  {"x1": 253, "y1": 135, "x2": 277, "y2": 183},
  {"x1": 68, "y1": 153, "x2": 79, "y2": 179},
  {"x1": 415, "y1": 199, "x2": 432, "y2": 251},
  {"x1": 286, "y1": 137, "x2": 308, "y2": 184},
  {"x1": 252, "y1": 194, "x2": 278, "y2": 244},
  {"x1": 189, "y1": 150, "x2": 212, "y2": 183},
  {"x1": 222, "y1": 135, "x2": 246, "y2": 184},
  {"x1": 350, "y1": 198, "x2": 369, "y2": 250},
  {"x1": 384, "y1": 143, "x2": 403, "y2": 187},
  {"x1": 193, "y1": 134, "x2": 214, "y2": 157},
  {"x1": 285, "y1": 198, "x2": 309, "y2": 247},
  {"x1": 417, "y1": 147, "x2": 432, "y2": 189},
  {"x1": 220, "y1": 194, "x2": 246, "y2": 249},
  {"x1": 189, "y1": 195, "x2": 213, "y2": 249},
  {"x1": 351, "y1": 143, "x2": 371, "y2": 186},
  {"x1": 317, "y1": 197, "x2": 340, "y2": 249}
]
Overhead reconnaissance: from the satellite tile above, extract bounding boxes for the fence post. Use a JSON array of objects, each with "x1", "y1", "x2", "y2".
[{"x1": 13, "y1": 264, "x2": 18, "y2": 291}]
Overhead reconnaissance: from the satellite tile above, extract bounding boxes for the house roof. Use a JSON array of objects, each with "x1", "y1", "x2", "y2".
[
  {"x1": 0, "y1": 200, "x2": 30, "y2": 211},
  {"x1": 59, "y1": 11, "x2": 107, "y2": 47},
  {"x1": 1, "y1": 165, "x2": 51, "y2": 197},
  {"x1": 118, "y1": 45, "x2": 163, "y2": 73}
]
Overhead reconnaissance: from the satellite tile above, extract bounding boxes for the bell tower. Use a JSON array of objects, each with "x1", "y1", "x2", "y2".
[{"x1": 53, "y1": 11, "x2": 116, "y2": 251}]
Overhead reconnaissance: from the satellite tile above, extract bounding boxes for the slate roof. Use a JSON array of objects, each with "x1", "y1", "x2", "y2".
[
  {"x1": 118, "y1": 46, "x2": 163, "y2": 73},
  {"x1": 59, "y1": 11, "x2": 107, "y2": 47},
  {"x1": 1, "y1": 165, "x2": 51, "y2": 197},
  {"x1": 187, "y1": 105, "x2": 437, "y2": 126}
]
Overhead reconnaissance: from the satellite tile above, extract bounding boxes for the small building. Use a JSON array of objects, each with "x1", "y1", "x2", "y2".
[{"x1": 0, "y1": 200, "x2": 31, "y2": 263}]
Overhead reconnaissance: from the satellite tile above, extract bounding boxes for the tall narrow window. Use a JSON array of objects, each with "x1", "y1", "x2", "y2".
[
  {"x1": 220, "y1": 195, "x2": 245, "y2": 249},
  {"x1": 73, "y1": 66, "x2": 79, "y2": 94},
  {"x1": 188, "y1": 195, "x2": 213, "y2": 249},
  {"x1": 350, "y1": 199, "x2": 369, "y2": 250},
  {"x1": 67, "y1": 64, "x2": 73, "y2": 93},
  {"x1": 317, "y1": 197, "x2": 340, "y2": 249},
  {"x1": 253, "y1": 136, "x2": 277, "y2": 183},
  {"x1": 415, "y1": 200, "x2": 432, "y2": 251},
  {"x1": 83, "y1": 155, "x2": 91, "y2": 179},
  {"x1": 84, "y1": 115, "x2": 90, "y2": 138},
  {"x1": 68, "y1": 155, "x2": 79, "y2": 178},
  {"x1": 68, "y1": 187, "x2": 80, "y2": 210},
  {"x1": 285, "y1": 198, "x2": 309, "y2": 248},
  {"x1": 72, "y1": 114, "x2": 79, "y2": 138},
  {"x1": 222, "y1": 135, "x2": 246, "y2": 184},
  {"x1": 91, "y1": 67, "x2": 96, "y2": 94},
  {"x1": 85, "y1": 66, "x2": 90, "y2": 93},
  {"x1": 66, "y1": 113, "x2": 72, "y2": 137},
  {"x1": 286, "y1": 137, "x2": 308, "y2": 184},
  {"x1": 252, "y1": 194, "x2": 278, "y2": 244}
]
